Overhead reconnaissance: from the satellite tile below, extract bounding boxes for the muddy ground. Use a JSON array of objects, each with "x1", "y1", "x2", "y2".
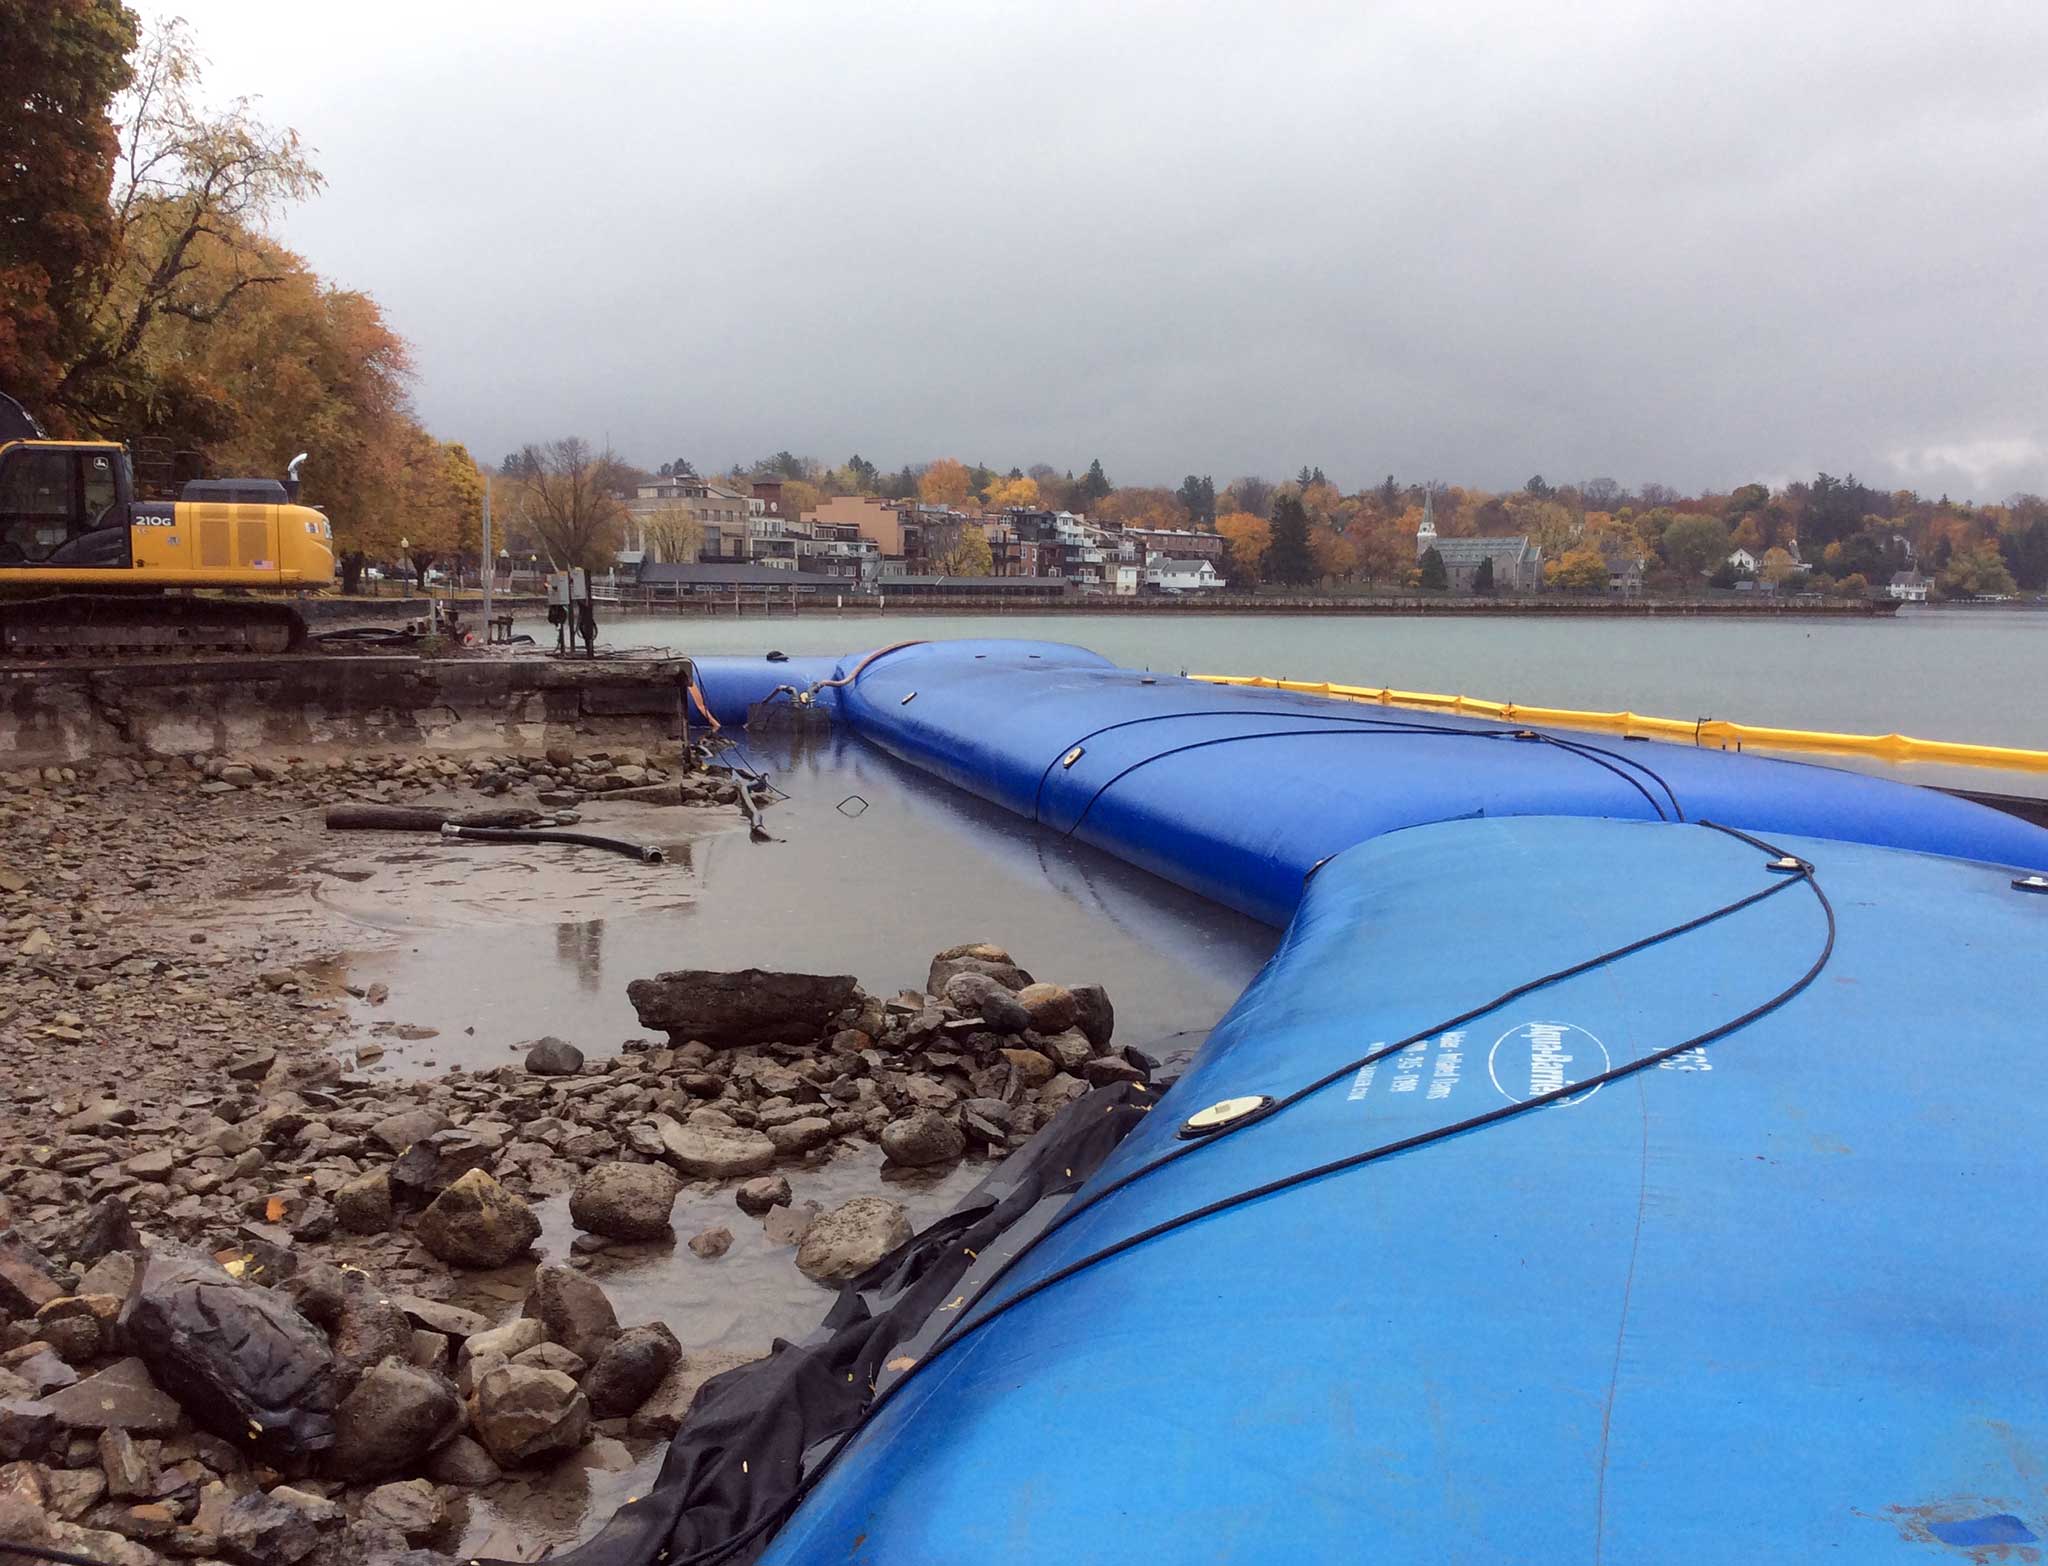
[{"x1": 0, "y1": 740, "x2": 1197, "y2": 1561}]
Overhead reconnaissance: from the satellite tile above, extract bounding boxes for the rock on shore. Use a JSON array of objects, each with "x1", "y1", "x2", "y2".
[
  {"x1": 626, "y1": 969, "x2": 861, "y2": 1046},
  {"x1": 0, "y1": 897, "x2": 1138, "y2": 1560}
]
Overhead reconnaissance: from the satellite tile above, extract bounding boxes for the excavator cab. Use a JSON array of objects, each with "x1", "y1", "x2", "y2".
[{"x1": 0, "y1": 441, "x2": 135, "y2": 568}]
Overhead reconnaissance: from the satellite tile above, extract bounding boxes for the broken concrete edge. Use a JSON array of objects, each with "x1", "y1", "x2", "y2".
[{"x1": 0, "y1": 657, "x2": 694, "y2": 769}]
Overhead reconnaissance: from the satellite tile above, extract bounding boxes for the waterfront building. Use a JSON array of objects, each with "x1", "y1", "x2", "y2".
[
  {"x1": 1123, "y1": 526, "x2": 1226, "y2": 565},
  {"x1": 1146, "y1": 555, "x2": 1224, "y2": 593},
  {"x1": 626, "y1": 476, "x2": 752, "y2": 562},
  {"x1": 1416, "y1": 491, "x2": 1542, "y2": 590}
]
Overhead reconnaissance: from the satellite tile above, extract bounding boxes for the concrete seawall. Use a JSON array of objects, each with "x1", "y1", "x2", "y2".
[{"x1": 0, "y1": 655, "x2": 689, "y2": 767}]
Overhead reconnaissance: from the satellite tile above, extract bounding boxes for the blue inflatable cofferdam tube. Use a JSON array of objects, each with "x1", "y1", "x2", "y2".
[
  {"x1": 696, "y1": 641, "x2": 2048, "y2": 924},
  {"x1": 758, "y1": 815, "x2": 2048, "y2": 1564}
]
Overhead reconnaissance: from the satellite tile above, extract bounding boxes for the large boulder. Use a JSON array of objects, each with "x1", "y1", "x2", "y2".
[
  {"x1": 369, "y1": 1107, "x2": 449, "y2": 1155},
  {"x1": 332, "y1": 1169, "x2": 394, "y2": 1234},
  {"x1": 581, "y1": 1323, "x2": 683, "y2": 1420},
  {"x1": 1014, "y1": 982, "x2": 1079, "y2": 1034},
  {"x1": 764, "y1": 1116, "x2": 835, "y2": 1157},
  {"x1": 941, "y1": 972, "x2": 1032, "y2": 1034},
  {"x1": 735, "y1": 1175, "x2": 791, "y2": 1216},
  {"x1": 568, "y1": 1162, "x2": 679, "y2": 1241},
  {"x1": 469, "y1": 1364, "x2": 590, "y2": 1467},
  {"x1": 389, "y1": 1130, "x2": 497, "y2": 1207},
  {"x1": 415, "y1": 1170, "x2": 540, "y2": 1269},
  {"x1": 0, "y1": 1231, "x2": 70, "y2": 1316},
  {"x1": 926, "y1": 943, "x2": 1032, "y2": 995},
  {"x1": 40, "y1": 1358, "x2": 181, "y2": 1434},
  {"x1": 425, "y1": 1433, "x2": 502, "y2": 1487},
  {"x1": 524, "y1": 1037, "x2": 585, "y2": 1075},
  {"x1": 325, "y1": 1275, "x2": 416, "y2": 1389},
  {"x1": 879, "y1": 1109, "x2": 965, "y2": 1168},
  {"x1": 625, "y1": 968, "x2": 860, "y2": 1047},
  {"x1": 117, "y1": 1236, "x2": 344, "y2": 1457},
  {"x1": 654, "y1": 1116, "x2": 777, "y2": 1180},
  {"x1": 1070, "y1": 983, "x2": 1115, "y2": 1049},
  {"x1": 64, "y1": 1196, "x2": 141, "y2": 1265},
  {"x1": 359, "y1": 1478, "x2": 446, "y2": 1542},
  {"x1": 328, "y1": 1362, "x2": 462, "y2": 1479},
  {"x1": 218, "y1": 1489, "x2": 321, "y2": 1565},
  {"x1": 0, "y1": 1398, "x2": 59, "y2": 1460},
  {"x1": 794, "y1": 1197, "x2": 912, "y2": 1286},
  {"x1": 461, "y1": 1318, "x2": 546, "y2": 1367},
  {"x1": 521, "y1": 1266, "x2": 619, "y2": 1365}
]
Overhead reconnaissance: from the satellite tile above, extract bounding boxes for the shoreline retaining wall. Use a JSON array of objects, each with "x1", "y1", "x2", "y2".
[{"x1": 0, "y1": 656, "x2": 689, "y2": 767}]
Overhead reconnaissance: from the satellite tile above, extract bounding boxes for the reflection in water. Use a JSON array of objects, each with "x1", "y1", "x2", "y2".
[
  {"x1": 345, "y1": 727, "x2": 1277, "y2": 1075},
  {"x1": 555, "y1": 918, "x2": 605, "y2": 991}
]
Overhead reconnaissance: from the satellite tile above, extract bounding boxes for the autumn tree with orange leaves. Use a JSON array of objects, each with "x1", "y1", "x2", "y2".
[
  {"x1": 1215, "y1": 511, "x2": 1271, "y2": 582},
  {"x1": 918, "y1": 458, "x2": 973, "y2": 508},
  {"x1": 984, "y1": 474, "x2": 1041, "y2": 510},
  {"x1": 1095, "y1": 487, "x2": 1192, "y2": 531}
]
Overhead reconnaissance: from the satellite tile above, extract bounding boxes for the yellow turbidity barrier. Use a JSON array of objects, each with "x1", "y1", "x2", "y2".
[{"x1": 1189, "y1": 674, "x2": 2048, "y2": 774}]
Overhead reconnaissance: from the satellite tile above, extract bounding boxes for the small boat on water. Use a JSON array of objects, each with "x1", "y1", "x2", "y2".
[{"x1": 567, "y1": 642, "x2": 2048, "y2": 1565}]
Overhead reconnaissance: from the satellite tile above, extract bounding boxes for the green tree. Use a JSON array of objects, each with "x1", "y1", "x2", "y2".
[
  {"x1": 1938, "y1": 541, "x2": 2018, "y2": 599},
  {"x1": 1176, "y1": 474, "x2": 1216, "y2": 525},
  {"x1": 0, "y1": 0, "x2": 139, "y2": 423},
  {"x1": 1418, "y1": 545, "x2": 1448, "y2": 590},
  {"x1": 1265, "y1": 495, "x2": 1316, "y2": 585},
  {"x1": 1082, "y1": 458, "x2": 1112, "y2": 504},
  {"x1": 2002, "y1": 513, "x2": 2048, "y2": 589},
  {"x1": 1472, "y1": 554, "x2": 1495, "y2": 593},
  {"x1": 1661, "y1": 514, "x2": 1731, "y2": 580}
]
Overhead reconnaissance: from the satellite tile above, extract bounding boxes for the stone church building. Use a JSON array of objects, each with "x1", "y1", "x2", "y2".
[{"x1": 1416, "y1": 493, "x2": 1543, "y2": 590}]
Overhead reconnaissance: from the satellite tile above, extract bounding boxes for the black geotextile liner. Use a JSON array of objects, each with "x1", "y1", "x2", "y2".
[{"x1": 502, "y1": 1078, "x2": 1161, "y2": 1566}]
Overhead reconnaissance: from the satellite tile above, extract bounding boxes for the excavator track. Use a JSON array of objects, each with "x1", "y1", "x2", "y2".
[{"x1": 0, "y1": 593, "x2": 307, "y2": 656}]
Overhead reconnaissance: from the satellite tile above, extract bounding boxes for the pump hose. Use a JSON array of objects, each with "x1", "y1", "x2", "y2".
[
  {"x1": 804, "y1": 640, "x2": 925, "y2": 694},
  {"x1": 438, "y1": 824, "x2": 663, "y2": 862}
]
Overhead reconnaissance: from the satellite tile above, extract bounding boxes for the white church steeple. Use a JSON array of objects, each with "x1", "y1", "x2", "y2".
[{"x1": 1416, "y1": 486, "x2": 1437, "y2": 558}]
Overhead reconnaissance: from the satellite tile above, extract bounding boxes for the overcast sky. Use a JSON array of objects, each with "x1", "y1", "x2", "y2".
[{"x1": 166, "y1": 0, "x2": 2046, "y2": 499}]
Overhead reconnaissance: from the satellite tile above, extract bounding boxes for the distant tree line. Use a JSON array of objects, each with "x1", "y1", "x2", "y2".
[{"x1": 640, "y1": 449, "x2": 2042, "y2": 599}]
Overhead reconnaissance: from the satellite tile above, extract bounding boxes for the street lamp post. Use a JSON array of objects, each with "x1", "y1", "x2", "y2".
[{"x1": 480, "y1": 476, "x2": 493, "y2": 631}]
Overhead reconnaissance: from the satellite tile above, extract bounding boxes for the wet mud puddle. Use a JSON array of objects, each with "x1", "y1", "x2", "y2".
[{"x1": 207, "y1": 735, "x2": 1277, "y2": 1552}]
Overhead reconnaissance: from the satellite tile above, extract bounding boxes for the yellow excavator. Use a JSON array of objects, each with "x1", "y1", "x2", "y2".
[{"x1": 0, "y1": 391, "x2": 336, "y2": 654}]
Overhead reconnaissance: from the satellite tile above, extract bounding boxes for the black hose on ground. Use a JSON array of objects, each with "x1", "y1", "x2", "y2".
[{"x1": 438, "y1": 824, "x2": 664, "y2": 862}]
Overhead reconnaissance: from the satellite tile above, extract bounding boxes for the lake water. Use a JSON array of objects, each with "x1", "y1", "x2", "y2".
[{"x1": 601, "y1": 605, "x2": 2048, "y2": 798}]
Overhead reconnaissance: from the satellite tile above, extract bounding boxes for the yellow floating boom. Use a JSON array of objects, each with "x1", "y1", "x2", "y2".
[{"x1": 1190, "y1": 674, "x2": 2048, "y2": 774}]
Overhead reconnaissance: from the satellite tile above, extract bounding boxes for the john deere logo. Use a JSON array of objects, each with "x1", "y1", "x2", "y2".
[{"x1": 1486, "y1": 1021, "x2": 1611, "y2": 1107}]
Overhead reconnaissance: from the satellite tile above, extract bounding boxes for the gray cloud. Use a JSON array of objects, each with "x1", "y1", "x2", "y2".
[{"x1": 173, "y1": 0, "x2": 2048, "y2": 497}]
